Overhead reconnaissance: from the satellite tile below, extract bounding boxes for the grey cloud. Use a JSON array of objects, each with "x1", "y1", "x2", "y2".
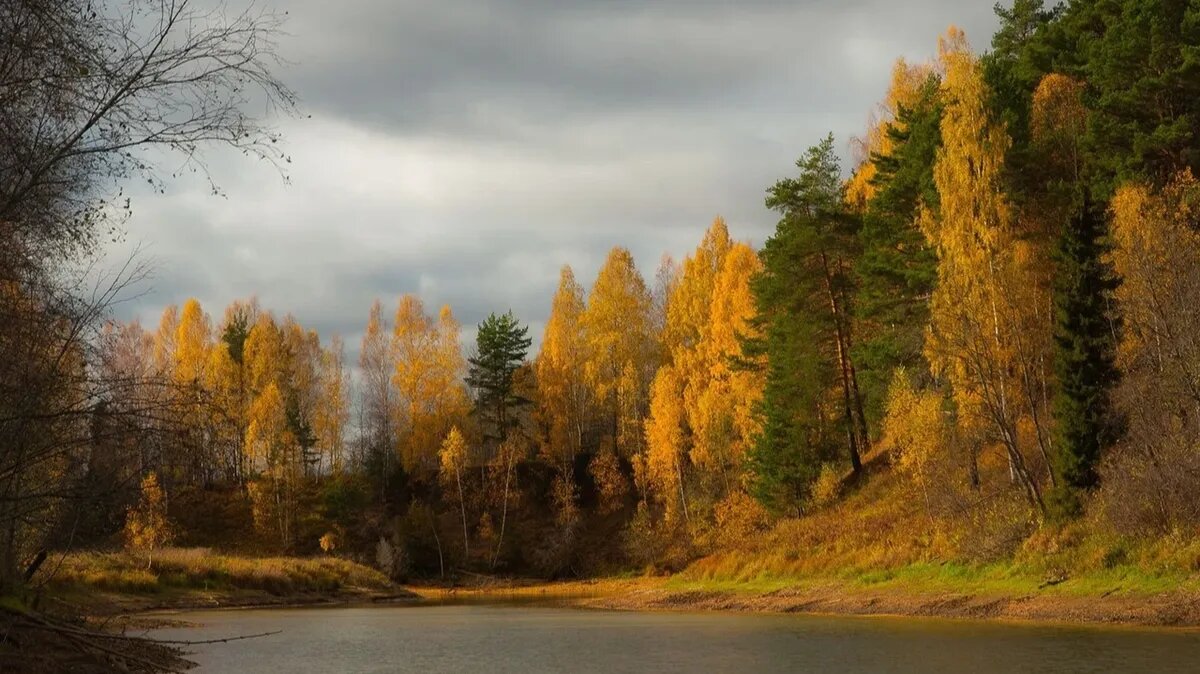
[{"x1": 110, "y1": 0, "x2": 1003, "y2": 365}]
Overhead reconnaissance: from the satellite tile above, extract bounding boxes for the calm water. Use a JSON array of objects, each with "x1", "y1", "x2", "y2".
[{"x1": 151, "y1": 603, "x2": 1200, "y2": 673}]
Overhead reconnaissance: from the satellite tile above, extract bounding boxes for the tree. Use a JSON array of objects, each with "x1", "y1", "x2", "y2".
[
  {"x1": 360, "y1": 300, "x2": 397, "y2": 478},
  {"x1": 853, "y1": 71, "x2": 942, "y2": 432},
  {"x1": 583, "y1": 247, "x2": 655, "y2": 458},
  {"x1": 845, "y1": 58, "x2": 939, "y2": 212},
  {"x1": 695, "y1": 242, "x2": 764, "y2": 481},
  {"x1": 1104, "y1": 173, "x2": 1200, "y2": 530},
  {"x1": 644, "y1": 366, "x2": 689, "y2": 523},
  {"x1": 210, "y1": 300, "x2": 260, "y2": 483},
  {"x1": 1072, "y1": 0, "x2": 1200, "y2": 197},
  {"x1": 0, "y1": 0, "x2": 293, "y2": 655},
  {"x1": 1049, "y1": 200, "x2": 1121, "y2": 516},
  {"x1": 281, "y1": 317, "x2": 321, "y2": 475},
  {"x1": 438, "y1": 427, "x2": 470, "y2": 560},
  {"x1": 1025, "y1": 71, "x2": 1123, "y2": 518},
  {"x1": 245, "y1": 382, "x2": 297, "y2": 547},
  {"x1": 536, "y1": 267, "x2": 590, "y2": 472},
  {"x1": 643, "y1": 220, "x2": 763, "y2": 525},
  {"x1": 745, "y1": 135, "x2": 864, "y2": 513},
  {"x1": 393, "y1": 297, "x2": 470, "y2": 472},
  {"x1": 172, "y1": 299, "x2": 215, "y2": 485},
  {"x1": 0, "y1": 0, "x2": 296, "y2": 262},
  {"x1": 124, "y1": 472, "x2": 175, "y2": 567},
  {"x1": 467, "y1": 311, "x2": 532, "y2": 446},
  {"x1": 488, "y1": 436, "x2": 523, "y2": 568},
  {"x1": 921, "y1": 27, "x2": 1047, "y2": 515},
  {"x1": 315, "y1": 336, "x2": 351, "y2": 475},
  {"x1": 880, "y1": 369, "x2": 951, "y2": 521}
]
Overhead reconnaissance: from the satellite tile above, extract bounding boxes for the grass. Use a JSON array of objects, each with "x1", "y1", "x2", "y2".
[
  {"x1": 671, "y1": 448, "x2": 1200, "y2": 604},
  {"x1": 40, "y1": 547, "x2": 392, "y2": 597}
]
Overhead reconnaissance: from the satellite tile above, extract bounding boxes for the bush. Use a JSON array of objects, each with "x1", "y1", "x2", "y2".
[{"x1": 811, "y1": 464, "x2": 843, "y2": 508}]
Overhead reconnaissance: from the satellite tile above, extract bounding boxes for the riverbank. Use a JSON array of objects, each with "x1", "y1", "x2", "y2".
[
  {"x1": 583, "y1": 575, "x2": 1200, "y2": 627},
  {"x1": 36, "y1": 548, "x2": 1200, "y2": 628},
  {"x1": 36, "y1": 548, "x2": 411, "y2": 615},
  {"x1": 389, "y1": 572, "x2": 1200, "y2": 627}
]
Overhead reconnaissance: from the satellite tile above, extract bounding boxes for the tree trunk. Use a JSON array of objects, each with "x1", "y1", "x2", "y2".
[
  {"x1": 427, "y1": 509, "x2": 445, "y2": 580},
  {"x1": 676, "y1": 458, "x2": 690, "y2": 524},
  {"x1": 822, "y1": 252, "x2": 863, "y2": 473},
  {"x1": 456, "y1": 469, "x2": 469, "y2": 560},
  {"x1": 491, "y1": 449, "x2": 512, "y2": 569},
  {"x1": 837, "y1": 255, "x2": 870, "y2": 451}
]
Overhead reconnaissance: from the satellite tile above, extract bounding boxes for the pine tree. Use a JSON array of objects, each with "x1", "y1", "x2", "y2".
[
  {"x1": 853, "y1": 73, "x2": 942, "y2": 432},
  {"x1": 745, "y1": 135, "x2": 861, "y2": 514},
  {"x1": 467, "y1": 311, "x2": 533, "y2": 444},
  {"x1": 1049, "y1": 199, "x2": 1121, "y2": 517}
]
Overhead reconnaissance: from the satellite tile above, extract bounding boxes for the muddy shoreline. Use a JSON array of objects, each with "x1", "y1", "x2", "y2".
[
  {"x1": 94, "y1": 576, "x2": 1200, "y2": 629},
  {"x1": 580, "y1": 583, "x2": 1200, "y2": 628}
]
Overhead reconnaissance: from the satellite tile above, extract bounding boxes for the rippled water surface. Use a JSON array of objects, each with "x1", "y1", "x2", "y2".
[{"x1": 151, "y1": 603, "x2": 1200, "y2": 673}]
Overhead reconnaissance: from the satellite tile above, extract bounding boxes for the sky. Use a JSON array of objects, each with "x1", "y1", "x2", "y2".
[{"x1": 107, "y1": 0, "x2": 1001, "y2": 357}]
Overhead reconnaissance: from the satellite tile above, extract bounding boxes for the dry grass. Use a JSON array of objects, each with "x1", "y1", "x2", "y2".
[
  {"x1": 679, "y1": 448, "x2": 1200, "y2": 600},
  {"x1": 40, "y1": 548, "x2": 392, "y2": 597}
]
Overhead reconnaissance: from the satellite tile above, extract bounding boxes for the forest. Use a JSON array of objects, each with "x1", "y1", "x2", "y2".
[{"x1": 5, "y1": 0, "x2": 1200, "y2": 667}]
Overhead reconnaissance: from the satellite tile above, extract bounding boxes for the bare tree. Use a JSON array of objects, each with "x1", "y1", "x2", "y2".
[
  {"x1": 0, "y1": 0, "x2": 295, "y2": 668},
  {"x1": 1, "y1": 0, "x2": 296, "y2": 258}
]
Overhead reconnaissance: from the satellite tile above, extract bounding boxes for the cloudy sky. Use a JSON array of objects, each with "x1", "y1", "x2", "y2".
[{"x1": 108, "y1": 0, "x2": 1000, "y2": 355}]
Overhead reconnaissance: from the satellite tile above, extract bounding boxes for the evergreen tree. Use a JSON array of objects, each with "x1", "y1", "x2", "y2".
[
  {"x1": 744, "y1": 135, "x2": 861, "y2": 514},
  {"x1": 853, "y1": 75, "x2": 942, "y2": 431},
  {"x1": 467, "y1": 311, "x2": 533, "y2": 443},
  {"x1": 1073, "y1": 0, "x2": 1200, "y2": 197},
  {"x1": 1049, "y1": 199, "x2": 1122, "y2": 517}
]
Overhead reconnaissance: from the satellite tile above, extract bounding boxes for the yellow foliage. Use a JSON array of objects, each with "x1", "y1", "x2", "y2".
[
  {"x1": 319, "y1": 531, "x2": 339, "y2": 554},
  {"x1": 845, "y1": 57, "x2": 937, "y2": 210},
  {"x1": 583, "y1": 247, "x2": 655, "y2": 458},
  {"x1": 173, "y1": 298, "x2": 212, "y2": 388},
  {"x1": 124, "y1": 473, "x2": 175, "y2": 553},
  {"x1": 244, "y1": 313, "x2": 284, "y2": 397},
  {"x1": 811, "y1": 464, "x2": 843, "y2": 508},
  {"x1": 313, "y1": 335, "x2": 350, "y2": 474},
  {"x1": 536, "y1": 266, "x2": 590, "y2": 470},
  {"x1": 697, "y1": 242, "x2": 764, "y2": 468},
  {"x1": 1030, "y1": 73, "x2": 1086, "y2": 170},
  {"x1": 641, "y1": 224, "x2": 764, "y2": 524},
  {"x1": 394, "y1": 296, "x2": 470, "y2": 471},
  {"x1": 881, "y1": 369, "x2": 949, "y2": 497},
  {"x1": 711, "y1": 490, "x2": 769, "y2": 548},
  {"x1": 645, "y1": 366, "x2": 687, "y2": 520},
  {"x1": 589, "y1": 444, "x2": 628, "y2": 515},
  {"x1": 245, "y1": 381, "x2": 289, "y2": 471},
  {"x1": 1109, "y1": 172, "x2": 1200, "y2": 370},
  {"x1": 438, "y1": 426, "x2": 469, "y2": 484}
]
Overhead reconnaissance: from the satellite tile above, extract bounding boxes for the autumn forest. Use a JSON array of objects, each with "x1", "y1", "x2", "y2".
[{"x1": 6, "y1": 0, "x2": 1200, "y2": 669}]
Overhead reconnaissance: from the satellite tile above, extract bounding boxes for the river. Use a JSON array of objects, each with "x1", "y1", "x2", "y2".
[{"x1": 151, "y1": 602, "x2": 1200, "y2": 673}]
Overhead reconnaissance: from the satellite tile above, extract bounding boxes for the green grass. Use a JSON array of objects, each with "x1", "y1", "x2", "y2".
[
  {"x1": 670, "y1": 558, "x2": 1200, "y2": 602},
  {"x1": 40, "y1": 547, "x2": 392, "y2": 597}
]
